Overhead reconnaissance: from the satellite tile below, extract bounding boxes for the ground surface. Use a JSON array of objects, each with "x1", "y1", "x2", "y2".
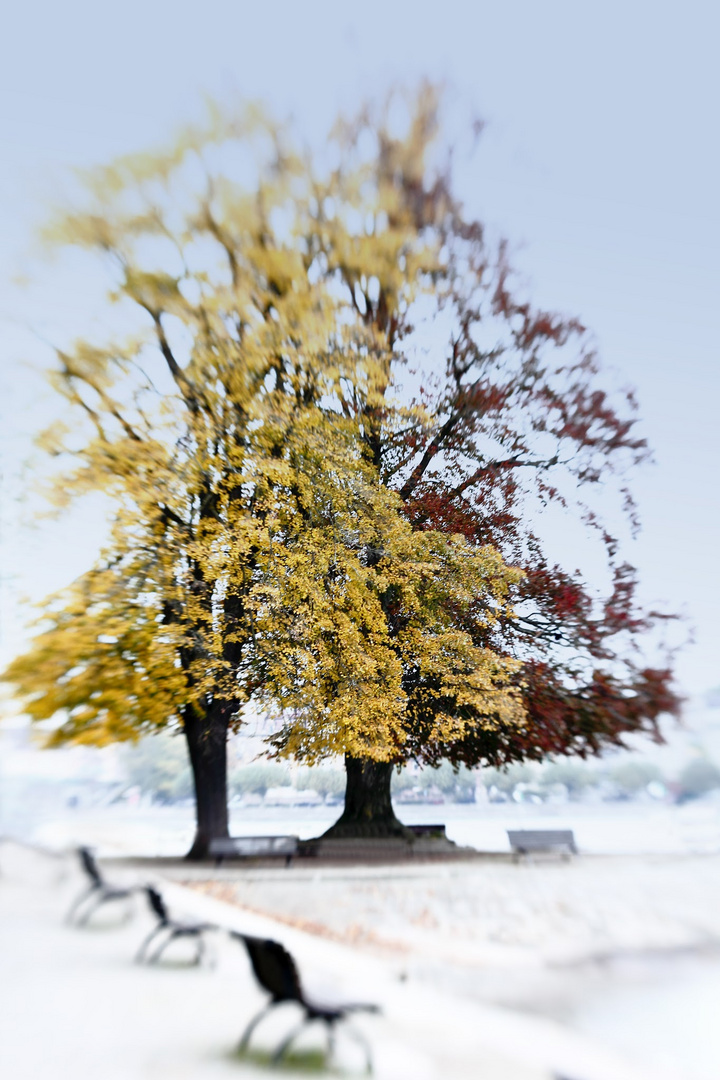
[
  {"x1": 0, "y1": 841, "x2": 674, "y2": 1080},
  {"x1": 174, "y1": 853, "x2": 720, "y2": 1079},
  {"x1": 4, "y1": 797, "x2": 720, "y2": 1078}
]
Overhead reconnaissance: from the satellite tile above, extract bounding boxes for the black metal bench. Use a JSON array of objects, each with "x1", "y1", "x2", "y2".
[
  {"x1": 407, "y1": 824, "x2": 447, "y2": 839},
  {"x1": 208, "y1": 835, "x2": 298, "y2": 867},
  {"x1": 230, "y1": 931, "x2": 380, "y2": 1072},
  {"x1": 135, "y1": 886, "x2": 218, "y2": 965},
  {"x1": 66, "y1": 846, "x2": 136, "y2": 926},
  {"x1": 507, "y1": 829, "x2": 577, "y2": 860}
]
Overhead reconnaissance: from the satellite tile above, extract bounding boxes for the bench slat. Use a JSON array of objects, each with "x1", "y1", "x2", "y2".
[{"x1": 209, "y1": 836, "x2": 298, "y2": 864}]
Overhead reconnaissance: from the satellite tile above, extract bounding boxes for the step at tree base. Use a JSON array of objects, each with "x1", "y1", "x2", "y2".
[{"x1": 299, "y1": 834, "x2": 471, "y2": 860}]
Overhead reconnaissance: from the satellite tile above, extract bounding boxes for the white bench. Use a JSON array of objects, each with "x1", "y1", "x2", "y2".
[
  {"x1": 507, "y1": 829, "x2": 577, "y2": 860},
  {"x1": 208, "y1": 836, "x2": 298, "y2": 867}
]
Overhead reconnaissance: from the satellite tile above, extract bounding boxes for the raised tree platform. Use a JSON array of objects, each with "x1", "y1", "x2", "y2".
[{"x1": 299, "y1": 823, "x2": 465, "y2": 861}]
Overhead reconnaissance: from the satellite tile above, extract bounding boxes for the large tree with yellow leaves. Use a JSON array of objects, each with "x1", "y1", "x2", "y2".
[{"x1": 3, "y1": 95, "x2": 529, "y2": 855}]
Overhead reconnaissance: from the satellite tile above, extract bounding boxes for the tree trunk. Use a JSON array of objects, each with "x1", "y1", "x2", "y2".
[
  {"x1": 183, "y1": 704, "x2": 230, "y2": 860},
  {"x1": 321, "y1": 755, "x2": 413, "y2": 840}
]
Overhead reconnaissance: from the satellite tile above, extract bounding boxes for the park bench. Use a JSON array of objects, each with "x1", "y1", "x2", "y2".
[
  {"x1": 407, "y1": 823, "x2": 447, "y2": 839},
  {"x1": 230, "y1": 931, "x2": 380, "y2": 1072},
  {"x1": 66, "y1": 846, "x2": 136, "y2": 926},
  {"x1": 208, "y1": 835, "x2": 298, "y2": 867},
  {"x1": 135, "y1": 886, "x2": 218, "y2": 965},
  {"x1": 507, "y1": 829, "x2": 577, "y2": 860}
]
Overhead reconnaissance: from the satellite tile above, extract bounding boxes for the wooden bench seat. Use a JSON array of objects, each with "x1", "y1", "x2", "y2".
[
  {"x1": 208, "y1": 835, "x2": 298, "y2": 867},
  {"x1": 507, "y1": 829, "x2": 577, "y2": 859}
]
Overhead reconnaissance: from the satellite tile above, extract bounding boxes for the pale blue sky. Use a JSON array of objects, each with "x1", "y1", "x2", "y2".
[{"x1": 1, "y1": 0, "x2": 718, "y2": 696}]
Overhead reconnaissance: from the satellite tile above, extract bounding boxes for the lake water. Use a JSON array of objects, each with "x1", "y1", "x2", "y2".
[{"x1": 2, "y1": 781, "x2": 718, "y2": 857}]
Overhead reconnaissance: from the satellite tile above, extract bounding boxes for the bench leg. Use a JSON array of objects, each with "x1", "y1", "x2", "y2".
[
  {"x1": 238, "y1": 1002, "x2": 276, "y2": 1053},
  {"x1": 76, "y1": 891, "x2": 110, "y2": 927},
  {"x1": 146, "y1": 928, "x2": 179, "y2": 964},
  {"x1": 77, "y1": 891, "x2": 133, "y2": 927},
  {"x1": 343, "y1": 1021, "x2": 373, "y2": 1075},
  {"x1": 272, "y1": 1017, "x2": 310, "y2": 1064},
  {"x1": 135, "y1": 924, "x2": 166, "y2": 963},
  {"x1": 326, "y1": 1023, "x2": 336, "y2": 1063},
  {"x1": 66, "y1": 884, "x2": 97, "y2": 925}
]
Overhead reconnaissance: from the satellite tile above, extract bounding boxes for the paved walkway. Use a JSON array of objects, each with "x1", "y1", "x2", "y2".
[{"x1": 0, "y1": 841, "x2": 661, "y2": 1080}]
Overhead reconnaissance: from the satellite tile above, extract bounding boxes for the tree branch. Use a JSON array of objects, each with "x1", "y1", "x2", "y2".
[
  {"x1": 448, "y1": 453, "x2": 560, "y2": 500},
  {"x1": 398, "y1": 409, "x2": 463, "y2": 501},
  {"x1": 148, "y1": 311, "x2": 203, "y2": 415}
]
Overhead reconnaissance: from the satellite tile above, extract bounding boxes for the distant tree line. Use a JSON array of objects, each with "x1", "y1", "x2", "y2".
[{"x1": 122, "y1": 734, "x2": 720, "y2": 805}]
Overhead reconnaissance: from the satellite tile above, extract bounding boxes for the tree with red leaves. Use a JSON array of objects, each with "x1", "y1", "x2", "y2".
[{"x1": 309, "y1": 87, "x2": 681, "y2": 839}]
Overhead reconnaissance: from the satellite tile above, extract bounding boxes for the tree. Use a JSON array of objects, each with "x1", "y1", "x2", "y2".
[
  {"x1": 294, "y1": 765, "x2": 346, "y2": 799},
  {"x1": 481, "y1": 763, "x2": 536, "y2": 795},
  {"x1": 2, "y1": 109, "x2": 380, "y2": 857},
  {"x1": 539, "y1": 760, "x2": 594, "y2": 796},
  {"x1": 229, "y1": 763, "x2": 290, "y2": 798},
  {"x1": 122, "y1": 733, "x2": 193, "y2": 804},
  {"x1": 285, "y1": 86, "x2": 681, "y2": 835},
  {"x1": 677, "y1": 758, "x2": 720, "y2": 800},
  {"x1": 2, "y1": 95, "x2": 526, "y2": 853},
  {"x1": 609, "y1": 760, "x2": 662, "y2": 795}
]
